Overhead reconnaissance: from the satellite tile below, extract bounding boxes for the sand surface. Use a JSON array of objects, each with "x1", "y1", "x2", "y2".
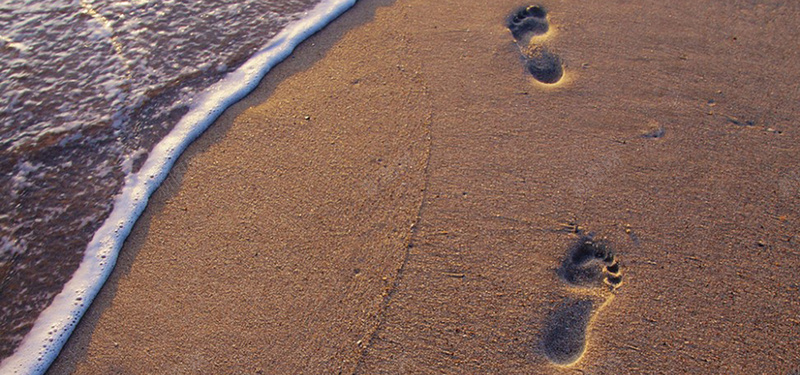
[{"x1": 49, "y1": 0, "x2": 800, "y2": 373}]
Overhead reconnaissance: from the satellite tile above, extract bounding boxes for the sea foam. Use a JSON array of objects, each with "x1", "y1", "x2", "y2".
[{"x1": 0, "y1": 0, "x2": 356, "y2": 373}]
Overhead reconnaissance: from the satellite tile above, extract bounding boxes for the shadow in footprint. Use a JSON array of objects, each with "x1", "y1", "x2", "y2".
[
  {"x1": 526, "y1": 48, "x2": 563, "y2": 84},
  {"x1": 558, "y1": 235, "x2": 621, "y2": 288},
  {"x1": 558, "y1": 236, "x2": 622, "y2": 287},
  {"x1": 541, "y1": 298, "x2": 594, "y2": 365},
  {"x1": 508, "y1": 5, "x2": 549, "y2": 41}
]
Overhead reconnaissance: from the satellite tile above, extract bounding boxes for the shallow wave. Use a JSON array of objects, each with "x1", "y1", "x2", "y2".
[{"x1": 0, "y1": 0, "x2": 356, "y2": 373}]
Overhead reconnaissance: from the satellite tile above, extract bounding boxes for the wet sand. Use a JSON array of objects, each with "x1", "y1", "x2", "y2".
[{"x1": 49, "y1": 0, "x2": 800, "y2": 373}]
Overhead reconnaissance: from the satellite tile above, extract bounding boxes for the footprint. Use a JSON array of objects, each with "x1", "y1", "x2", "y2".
[
  {"x1": 558, "y1": 236, "x2": 622, "y2": 288},
  {"x1": 506, "y1": 5, "x2": 564, "y2": 84},
  {"x1": 541, "y1": 235, "x2": 622, "y2": 366},
  {"x1": 525, "y1": 47, "x2": 564, "y2": 85},
  {"x1": 507, "y1": 5, "x2": 549, "y2": 41},
  {"x1": 541, "y1": 298, "x2": 594, "y2": 365}
]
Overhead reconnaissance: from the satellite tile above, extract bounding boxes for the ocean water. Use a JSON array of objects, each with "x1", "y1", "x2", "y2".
[{"x1": 0, "y1": 0, "x2": 356, "y2": 372}]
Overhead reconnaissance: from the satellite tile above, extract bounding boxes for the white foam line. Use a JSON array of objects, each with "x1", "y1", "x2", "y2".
[{"x1": 0, "y1": 0, "x2": 357, "y2": 373}]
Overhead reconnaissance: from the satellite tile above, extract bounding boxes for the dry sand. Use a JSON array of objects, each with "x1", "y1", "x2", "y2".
[{"x1": 49, "y1": 0, "x2": 800, "y2": 373}]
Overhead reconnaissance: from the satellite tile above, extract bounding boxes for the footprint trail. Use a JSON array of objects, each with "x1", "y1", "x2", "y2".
[{"x1": 541, "y1": 235, "x2": 623, "y2": 366}]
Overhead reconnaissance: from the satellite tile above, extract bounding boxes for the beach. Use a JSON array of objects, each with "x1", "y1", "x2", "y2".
[{"x1": 48, "y1": 0, "x2": 800, "y2": 373}]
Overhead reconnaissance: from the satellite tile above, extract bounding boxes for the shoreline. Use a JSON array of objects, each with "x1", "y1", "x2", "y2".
[
  {"x1": 0, "y1": 1, "x2": 360, "y2": 373},
  {"x1": 51, "y1": 0, "x2": 800, "y2": 373},
  {"x1": 47, "y1": 0, "x2": 424, "y2": 373}
]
